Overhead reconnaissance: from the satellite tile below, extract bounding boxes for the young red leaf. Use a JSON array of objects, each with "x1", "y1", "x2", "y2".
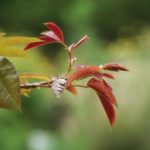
[
  {"x1": 87, "y1": 78, "x2": 118, "y2": 107},
  {"x1": 66, "y1": 85, "x2": 77, "y2": 95},
  {"x1": 102, "y1": 73, "x2": 115, "y2": 79},
  {"x1": 103, "y1": 79, "x2": 113, "y2": 91},
  {"x1": 41, "y1": 31, "x2": 60, "y2": 41},
  {"x1": 66, "y1": 65, "x2": 101, "y2": 87},
  {"x1": 103, "y1": 63, "x2": 129, "y2": 71},
  {"x1": 38, "y1": 35, "x2": 57, "y2": 42},
  {"x1": 93, "y1": 72, "x2": 115, "y2": 79},
  {"x1": 24, "y1": 41, "x2": 47, "y2": 50},
  {"x1": 24, "y1": 22, "x2": 64, "y2": 50},
  {"x1": 43, "y1": 22, "x2": 64, "y2": 42},
  {"x1": 97, "y1": 93, "x2": 116, "y2": 126},
  {"x1": 87, "y1": 77, "x2": 117, "y2": 125}
]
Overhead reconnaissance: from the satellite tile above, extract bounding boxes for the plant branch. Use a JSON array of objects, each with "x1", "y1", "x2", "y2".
[{"x1": 20, "y1": 80, "x2": 52, "y2": 89}]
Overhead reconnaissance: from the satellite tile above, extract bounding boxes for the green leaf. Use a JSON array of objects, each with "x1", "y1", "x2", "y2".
[
  {"x1": 0, "y1": 36, "x2": 41, "y2": 57},
  {"x1": 0, "y1": 56, "x2": 21, "y2": 110}
]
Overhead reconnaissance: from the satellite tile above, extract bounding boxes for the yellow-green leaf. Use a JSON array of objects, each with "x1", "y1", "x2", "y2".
[
  {"x1": 19, "y1": 75, "x2": 31, "y2": 97},
  {"x1": 19, "y1": 73, "x2": 50, "y2": 81},
  {"x1": 19, "y1": 73, "x2": 50, "y2": 97},
  {"x1": 0, "y1": 56, "x2": 21, "y2": 110},
  {"x1": 0, "y1": 36, "x2": 41, "y2": 57}
]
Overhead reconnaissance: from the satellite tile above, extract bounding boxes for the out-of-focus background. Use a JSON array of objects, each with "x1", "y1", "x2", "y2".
[{"x1": 0, "y1": 0, "x2": 150, "y2": 150}]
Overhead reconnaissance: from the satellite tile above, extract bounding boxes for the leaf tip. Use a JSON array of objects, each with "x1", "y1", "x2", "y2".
[{"x1": 103, "y1": 64, "x2": 129, "y2": 72}]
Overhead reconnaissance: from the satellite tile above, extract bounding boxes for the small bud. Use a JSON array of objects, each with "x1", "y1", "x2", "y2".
[
  {"x1": 99, "y1": 64, "x2": 103, "y2": 69},
  {"x1": 71, "y1": 57, "x2": 77, "y2": 63},
  {"x1": 68, "y1": 35, "x2": 89, "y2": 51}
]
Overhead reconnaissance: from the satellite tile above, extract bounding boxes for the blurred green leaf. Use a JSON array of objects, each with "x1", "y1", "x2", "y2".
[
  {"x1": 0, "y1": 32, "x2": 6, "y2": 37},
  {"x1": 0, "y1": 36, "x2": 40, "y2": 57},
  {"x1": 0, "y1": 56, "x2": 21, "y2": 110}
]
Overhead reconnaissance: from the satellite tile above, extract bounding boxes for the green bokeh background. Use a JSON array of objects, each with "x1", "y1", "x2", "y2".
[{"x1": 0, "y1": 0, "x2": 150, "y2": 150}]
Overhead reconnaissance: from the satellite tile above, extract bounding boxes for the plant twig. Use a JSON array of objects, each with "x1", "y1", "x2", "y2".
[
  {"x1": 64, "y1": 52, "x2": 72, "y2": 76},
  {"x1": 73, "y1": 84, "x2": 88, "y2": 88},
  {"x1": 20, "y1": 80, "x2": 52, "y2": 89}
]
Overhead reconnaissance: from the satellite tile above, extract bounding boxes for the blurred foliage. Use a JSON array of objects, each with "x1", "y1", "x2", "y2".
[{"x1": 0, "y1": 0, "x2": 150, "y2": 150}]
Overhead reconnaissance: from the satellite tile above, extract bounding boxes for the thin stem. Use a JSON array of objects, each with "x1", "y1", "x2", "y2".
[
  {"x1": 61, "y1": 44, "x2": 73, "y2": 78},
  {"x1": 73, "y1": 84, "x2": 88, "y2": 88},
  {"x1": 61, "y1": 42, "x2": 69, "y2": 50},
  {"x1": 54, "y1": 42, "x2": 73, "y2": 78},
  {"x1": 64, "y1": 52, "x2": 72, "y2": 77},
  {"x1": 20, "y1": 42, "x2": 72, "y2": 89},
  {"x1": 20, "y1": 80, "x2": 52, "y2": 89},
  {"x1": 20, "y1": 41, "x2": 75, "y2": 90}
]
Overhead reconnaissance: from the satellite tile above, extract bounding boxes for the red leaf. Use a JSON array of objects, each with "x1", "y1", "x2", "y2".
[
  {"x1": 24, "y1": 22, "x2": 64, "y2": 50},
  {"x1": 66, "y1": 85, "x2": 77, "y2": 95},
  {"x1": 93, "y1": 72, "x2": 115, "y2": 79},
  {"x1": 43, "y1": 22, "x2": 64, "y2": 42},
  {"x1": 24, "y1": 41, "x2": 47, "y2": 50},
  {"x1": 41, "y1": 31, "x2": 60, "y2": 41},
  {"x1": 87, "y1": 78, "x2": 118, "y2": 107},
  {"x1": 87, "y1": 77, "x2": 119, "y2": 125},
  {"x1": 98, "y1": 93, "x2": 116, "y2": 126},
  {"x1": 103, "y1": 73, "x2": 115, "y2": 79},
  {"x1": 103, "y1": 63, "x2": 129, "y2": 71},
  {"x1": 103, "y1": 79, "x2": 113, "y2": 91},
  {"x1": 66, "y1": 65, "x2": 101, "y2": 87},
  {"x1": 38, "y1": 35, "x2": 57, "y2": 42},
  {"x1": 24, "y1": 35, "x2": 60, "y2": 50}
]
